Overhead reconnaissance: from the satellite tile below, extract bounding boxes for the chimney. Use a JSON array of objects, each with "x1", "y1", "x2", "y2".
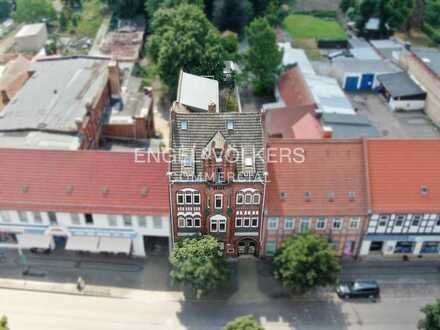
[
  {"x1": 1, "y1": 90, "x2": 9, "y2": 106},
  {"x1": 108, "y1": 61, "x2": 121, "y2": 98},
  {"x1": 322, "y1": 126, "x2": 333, "y2": 139},
  {"x1": 208, "y1": 101, "x2": 216, "y2": 113}
]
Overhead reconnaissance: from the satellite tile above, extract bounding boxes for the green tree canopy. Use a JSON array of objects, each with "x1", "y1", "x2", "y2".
[
  {"x1": 418, "y1": 299, "x2": 440, "y2": 330},
  {"x1": 147, "y1": 4, "x2": 225, "y2": 97},
  {"x1": 14, "y1": 0, "x2": 56, "y2": 23},
  {"x1": 425, "y1": 0, "x2": 440, "y2": 26},
  {"x1": 145, "y1": 0, "x2": 203, "y2": 17},
  {"x1": 104, "y1": 0, "x2": 144, "y2": 18},
  {"x1": 0, "y1": 0, "x2": 13, "y2": 21},
  {"x1": 212, "y1": 0, "x2": 251, "y2": 33},
  {"x1": 273, "y1": 234, "x2": 341, "y2": 293},
  {"x1": 223, "y1": 315, "x2": 265, "y2": 330},
  {"x1": 170, "y1": 235, "x2": 230, "y2": 296},
  {"x1": 243, "y1": 17, "x2": 282, "y2": 95}
]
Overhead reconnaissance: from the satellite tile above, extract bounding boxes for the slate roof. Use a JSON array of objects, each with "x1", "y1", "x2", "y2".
[
  {"x1": 377, "y1": 72, "x2": 426, "y2": 98},
  {"x1": 171, "y1": 112, "x2": 264, "y2": 176},
  {"x1": 321, "y1": 113, "x2": 380, "y2": 139},
  {"x1": 266, "y1": 139, "x2": 368, "y2": 216},
  {"x1": 367, "y1": 140, "x2": 440, "y2": 213},
  {"x1": 0, "y1": 149, "x2": 169, "y2": 215}
]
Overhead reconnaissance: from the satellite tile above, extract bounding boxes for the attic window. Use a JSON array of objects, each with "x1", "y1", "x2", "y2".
[
  {"x1": 140, "y1": 186, "x2": 149, "y2": 198},
  {"x1": 420, "y1": 185, "x2": 429, "y2": 196},
  {"x1": 181, "y1": 120, "x2": 188, "y2": 130},
  {"x1": 227, "y1": 120, "x2": 234, "y2": 130},
  {"x1": 101, "y1": 186, "x2": 109, "y2": 196},
  {"x1": 65, "y1": 185, "x2": 74, "y2": 194},
  {"x1": 244, "y1": 157, "x2": 253, "y2": 167},
  {"x1": 21, "y1": 185, "x2": 29, "y2": 193},
  {"x1": 348, "y1": 191, "x2": 356, "y2": 201},
  {"x1": 304, "y1": 191, "x2": 312, "y2": 201},
  {"x1": 280, "y1": 192, "x2": 288, "y2": 200},
  {"x1": 327, "y1": 192, "x2": 335, "y2": 202}
]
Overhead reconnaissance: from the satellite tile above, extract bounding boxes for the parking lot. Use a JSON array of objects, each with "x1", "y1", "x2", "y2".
[{"x1": 349, "y1": 92, "x2": 440, "y2": 138}]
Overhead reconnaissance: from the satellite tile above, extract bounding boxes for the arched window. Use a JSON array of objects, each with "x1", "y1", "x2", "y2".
[
  {"x1": 253, "y1": 193, "x2": 260, "y2": 205},
  {"x1": 236, "y1": 193, "x2": 244, "y2": 205}
]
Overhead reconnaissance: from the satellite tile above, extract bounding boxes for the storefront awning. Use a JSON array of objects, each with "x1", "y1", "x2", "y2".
[
  {"x1": 65, "y1": 236, "x2": 99, "y2": 253},
  {"x1": 98, "y1": 237, "x2": 131, "y2": 254},
  {"x1": 17, "y1": 234, "x2": 52, "y2": 249}
]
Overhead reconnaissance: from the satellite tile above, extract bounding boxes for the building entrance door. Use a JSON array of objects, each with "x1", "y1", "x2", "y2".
[
  {"x1": 369, "y1": 241, "x2": 383, "y2": 254},
  {"x1": 238, "y1": 239, "x2": 257, "y2": 256}
]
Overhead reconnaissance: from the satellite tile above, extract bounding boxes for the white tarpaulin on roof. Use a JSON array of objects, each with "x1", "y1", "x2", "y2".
[
  {"x1": 65, "y1": 236, "x2": 99, "y2": 253},
  {"x1": 98, "y1": 237, "x2": 131, "y2": 254},
  {"x1": 17, "y1": 234, "x2": 52, "y2": 249}
]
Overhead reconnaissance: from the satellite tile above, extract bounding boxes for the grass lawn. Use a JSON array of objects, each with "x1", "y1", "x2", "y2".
[
  {"x1": 283, "y1": 14, "x2": 347, "y2": 40},
  {"x1": 76, "y1": 0, "x2": 103, "y2": 38}
]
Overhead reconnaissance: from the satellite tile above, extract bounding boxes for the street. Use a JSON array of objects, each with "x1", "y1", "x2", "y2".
[{"x1": 0, "y1": 286, "x2": 434, "y2": 330}]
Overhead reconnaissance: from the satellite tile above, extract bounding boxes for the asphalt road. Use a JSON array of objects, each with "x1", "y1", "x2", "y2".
[{"x1": 0, "y1": 287, "x2": 434, "y2": 330}]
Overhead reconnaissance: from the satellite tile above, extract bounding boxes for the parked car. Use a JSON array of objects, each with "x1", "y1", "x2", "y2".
[{"x1": 336, "y1": 280, "x2": 380, "y2": 300}]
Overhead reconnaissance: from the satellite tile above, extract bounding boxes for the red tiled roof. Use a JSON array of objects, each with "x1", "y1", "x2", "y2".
[
  {"x1": 266, "y1": 139, "x2": 368, "y2": 216},
  {"x1": 367, "y1": 140, "x2": 440, "y2": 213},
  {"x1": 279, "y1": 67, "x2": 316, "y2": 109},
  {"x1": 0, "y1": 149, "x2": 169, "y2": 215}
]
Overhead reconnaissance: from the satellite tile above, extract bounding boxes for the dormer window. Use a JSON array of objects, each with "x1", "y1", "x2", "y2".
[
  {"x1": 304, "y1": 191, "x2": 312, "y2": 201},
  {"x1": 182, "y1": 156, "x2": 192, "y2": 168},
  {"x1": 348, "y1": 191, "x2": 356, "y2": 201},
  {"x1": 227, "y1": 120, "x2": 234, "y2": 130},
  {"x1": 420, "y1": 185, "x2": 429, "y2": 196},
  {"x1": 327, "y1": 192, "x2": 335, "y2": 202},
  {"x1": 244, "y1": 157, "x2": 253, "y2": 167},
  {"x1": 181, "y1": 120, "x2": 188, "y2": 130},
  {"x1": 280, "y1": 192, "x2": 288, "y2": 200}
]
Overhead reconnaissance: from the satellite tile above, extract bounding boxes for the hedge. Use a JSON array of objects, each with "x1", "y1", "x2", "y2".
[{"x1": 294, "y1": 10, "x2": 338, "y2": 19}]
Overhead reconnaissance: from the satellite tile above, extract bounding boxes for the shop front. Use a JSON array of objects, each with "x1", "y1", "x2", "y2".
[{"x1": 360, "y1": 234, "x2": 440, "y2": 256}]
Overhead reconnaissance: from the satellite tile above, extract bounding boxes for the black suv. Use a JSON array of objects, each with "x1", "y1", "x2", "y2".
[{"x1": 336, "y1": 280, "x2": 380, "y2": 300}]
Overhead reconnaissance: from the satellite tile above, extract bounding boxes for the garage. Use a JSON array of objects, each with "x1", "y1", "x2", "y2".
[{"x1": 360, "y1": 73, "x2": 375, "y2": 90}]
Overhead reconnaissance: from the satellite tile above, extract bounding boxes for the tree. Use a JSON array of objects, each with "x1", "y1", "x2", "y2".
[
  {"x1": 221, "y1": 31, "x2": 239, "y2": 60},
  {"x1": 170, "y1": 235, "x2": 230, "y2": 297},
  {"x1": 145, "y1": 0, "x2": 203, "y2": 17},
  {"x1": 243, "y1": 18, "x2": 282, "y2": 95},
  {"x1": 418, "y1": 299, "x2": 440, "y2": 330},
  {"x1": 147, "y1": 4, "x2": 226, "y2": 97},
  {"x1": 104, "y1": 0, "x2": 144, "y2": 18},
  {"x1": 223, "y1": 315, "x2": 265, "y2": 330},
  {"x1": 425, "y1": 0, "x2": 440, "y2": 26},
  {"x1": 0, "y1": 316, "x2": 9, "y2": 330},
  {"x1": 273, "y1": 234, "x2": 341, "y2": 293},
  {"x1": 0, "y1": 0, "x2": 13, "y2": 21},
  {"x1": 264, "y1": 0, "x2": 287, "y2": 27},
  {"x1": 212, "y1": 0, "x2": 251, "y2": 33},
  {"x1": 14, "y1": 0, "x2": 56, "y2": 23},
  {"x1": 340, "y1": 0, "x2": 356, "y2": 13}
]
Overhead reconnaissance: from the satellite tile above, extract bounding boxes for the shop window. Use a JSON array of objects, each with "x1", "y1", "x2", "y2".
[
  {"x1": 108, "y1": 215, "x2": 117, "y2": 227},
  {"x1": 394, "y1": 241, "x2": 415, "y2": 254},
  {"x1": 316, "y1": 217, "x2": 326, "y2": 230},
  {"x1": 420, "y1": 242, "x2": 440, "y2": 254},
  {"x1": 0, "y1": 232, "x2": 17, "y2": 244},
  {"x1": 284, "y1": 217, "x2": 295, "y2": 230},
  {"x1": 70, "y1": 213, "x2": 80, "y2": 225},
  {"x1": 265, "y1": 241, "x2": 277, "y2": 256},
  {"x1": 268, "y1": 217, "x2": 279, "y2": 230},
  {"x1": 138, "y1": 215, "x2": 147, "y2": 227}
]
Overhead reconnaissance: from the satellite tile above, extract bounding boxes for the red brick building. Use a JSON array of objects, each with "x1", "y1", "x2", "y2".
[
  {"x1": 168, "y1": 102, "x2": 266, "y2": 256},
  {"x1": 263, "y1": 139, "x2": 368, "y2": 257}
]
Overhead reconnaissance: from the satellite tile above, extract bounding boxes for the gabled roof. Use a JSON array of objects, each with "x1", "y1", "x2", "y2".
[
  {"x1": 171, "y1": 112, "x2": 264, "y2": 177},
  {"x1": 366, "y1": 140, "x2": 440, "y2": 213},
  {"x1": 266, "y1": 139, "x2": 368, "y2": 216},
  {"x1": 278, "y1": 67, "x2": 315, "y2": 109},
  {"x1": 0, "y1": 149, "x2": 169, "y2": 214}
]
